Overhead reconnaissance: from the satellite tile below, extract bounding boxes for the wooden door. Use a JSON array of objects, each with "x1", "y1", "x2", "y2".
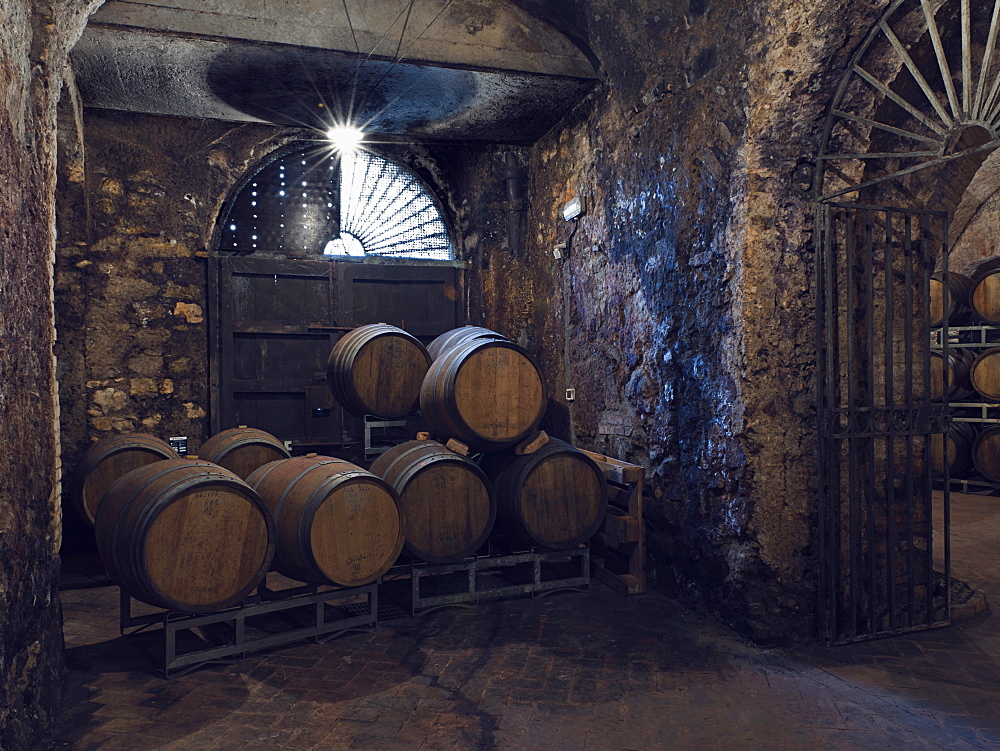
[{"x1": 210, "y1": 256, "x2": 466, "y2": 449}]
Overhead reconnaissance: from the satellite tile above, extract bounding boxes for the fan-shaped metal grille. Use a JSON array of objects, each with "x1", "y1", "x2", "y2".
[
  {"x1": 219, "y1": 147, "x2": 339, "y2": 254},
  {"x1": 818, "y1": 0, "x2": 1000, "y2": 201},
  {"x1": 324, "y1": 150, "x2": 452, "y2": 260}
]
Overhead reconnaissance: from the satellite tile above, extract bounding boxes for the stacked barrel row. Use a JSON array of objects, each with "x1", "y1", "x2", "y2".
[
  {"x1": 931, "y1": 263, "x2": 1000, "y2": 483},
  {"x1": 74, "y1": 428, "x2": 405, "y2": 613},
  {"x1": 930, "y1": 262, "x2": 1000, "y2": 328},
  {"x1": 931, "y1": 422, "x2": 1000, "y2": 482},
  {"x1": 328, "y1": 324, "x2": 608, "y2": 563}
]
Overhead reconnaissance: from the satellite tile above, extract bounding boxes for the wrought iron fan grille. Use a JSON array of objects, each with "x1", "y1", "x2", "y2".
[
  {"x1": 325, "y1": 149, "x2": 452, "y2": 260},
  {"x1": 217, "y1": 145, "x2": 452, "y2": 260},
  {"x1": 817, "y1": 0, "x2": 1000, "y2": 201}
]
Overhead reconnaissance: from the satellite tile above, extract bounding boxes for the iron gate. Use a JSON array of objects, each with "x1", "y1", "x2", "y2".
[{"x1": 816, "y1": 202, "x2": 952, "y2": 644}]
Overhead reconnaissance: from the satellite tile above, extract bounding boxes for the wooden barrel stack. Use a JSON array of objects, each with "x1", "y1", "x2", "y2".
[
  {"x1": 246, "y1": 455, "x2": 404, "y2": 587},
  {"x1": 930, "y1": 272, "x2": 975, "y2": 327},
  {"x1": 480, "y1": 438, "x2": 608, "y2": 550},
  {"x1": 930, "y1": 348, "x2": 976, "y2": 401},
  {"x1": 973, "y1": 426, "x2": 1000, "y2": 482},
  {"x1": 970, "y1": 260, "x2": 1000, "y2": 324},
  {"x1": 420, "y1": 336, "x2": 547, "y2": 452},
  {"x1": 71, "y1": 433, "x2": 177, "y2": 525},
  {"x1": 427, "y1": 326, "x2": 509, "y2": 361},
  {"x1": 94, "y1": 458, "x2": 275, "y2": 613},
  {"x1": 327, "y1": 323, "x2": 432, "y2": 419},
  {"x1": 198, "y1": 427, "x2": 291, "y2": 479},
  {"x1": 930, "y1": 422, "x2": 977, "y2": 478},
  {"x1": 369, "y1": 440, "x2": 496, "y2": 563}
]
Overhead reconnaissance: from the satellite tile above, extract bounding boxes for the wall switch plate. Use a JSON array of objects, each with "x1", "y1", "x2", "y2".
[{"x1": 565, "y1": 388, "x2": 576, "y2": 402}]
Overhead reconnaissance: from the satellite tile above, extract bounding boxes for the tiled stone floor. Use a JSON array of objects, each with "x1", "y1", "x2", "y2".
[{"x1": 35, "y1": 491, "x2": 1000, "y2": 750}]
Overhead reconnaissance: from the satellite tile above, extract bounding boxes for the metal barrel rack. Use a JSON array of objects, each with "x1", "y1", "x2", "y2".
[
  {"x1": 405, "y1": 544, "x2": 590, "y2": 614},
  {"x1": 119, "y1": 575, "x2": 377, "y2": 678}
]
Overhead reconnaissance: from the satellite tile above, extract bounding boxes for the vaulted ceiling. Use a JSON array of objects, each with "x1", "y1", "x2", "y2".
[{"x1": 73, "y1": 0, "x2": 599, "y2": 142}]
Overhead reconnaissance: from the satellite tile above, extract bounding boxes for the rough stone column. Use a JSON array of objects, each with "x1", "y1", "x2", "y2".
[{"x1": 0, "y1": 1, "x2": 103, "y2": 747}]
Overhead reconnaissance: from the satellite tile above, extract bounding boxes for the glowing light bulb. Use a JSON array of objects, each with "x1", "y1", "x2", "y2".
[{"x1": 326, "y1": 125, "x2": 365, "y2": 153}]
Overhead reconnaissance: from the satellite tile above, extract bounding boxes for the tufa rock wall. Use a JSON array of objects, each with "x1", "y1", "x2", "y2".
[
  {"x1": 0, "y1": 0, "x2": 104, "y2": 747},
  {"x1": 475, "y1": 0, "x2": 888, "y2": 641},
  {"x1": 54, "y1": 110, "x2": 291, "y2": 550}
]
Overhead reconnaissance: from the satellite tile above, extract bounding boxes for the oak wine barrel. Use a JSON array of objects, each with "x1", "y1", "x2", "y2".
[
  {"x1": 971, "y1": 348, "x2": 1000, "y2": 401},
  {"x1": 970, "y1": 258, "x2": 1000, "y2": 324},
  {"x1": 427, "y1": 326, "x2": 509, "y2": 361},
  {"x1": 930, "y1": 348, "x2": 975, "y2": 401},
  {"x1": 94, "y1": 458, "x2": 275, "y2": 613},
  {"x1": 71, "y1": 433, "x2": 177, "y2": 525},
  {"x1": 246, "y1": 456, "x2": 404, "y2": 587},
  {"x1": 327, "y1": 324, "x2": 431, "y2": 418},
  {"x1": 419, "y1": 339, "x2": 547, "y2": 452},
  {"x1": 930, "y1": 422, "x2": 977, "y2": 477},
  {"x1": 198, "y1": 427, "x2": 291, "y2": 479},
  {"x1": 929, "y1": 272, "x2": 975, "y2": 327},
  {"x1": 973, "y1": 426, "x2": 1000, "y2": 482},
  {"x1": 369, "y1": 440, "x2": 496, "y2": 563},
  {"x1": 480, "y1": 438, "x2": 608, "y2": 549}
]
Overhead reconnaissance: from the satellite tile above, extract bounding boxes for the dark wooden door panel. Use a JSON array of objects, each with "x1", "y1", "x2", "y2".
[
  {"x1": 339, "y1": 262, "x2": 463, "y2": 337},
  {"x1": 211, "y1": 257, "x2": 466, "y2": 446}
]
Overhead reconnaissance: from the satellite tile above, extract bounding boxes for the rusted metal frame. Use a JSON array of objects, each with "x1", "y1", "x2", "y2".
[
  {"x1": 904, "y1": 213, "x2": 917, "y2": 627},
  {"x1": 818, "y1": 140, "x2": 1000, "y2": 202},
  {"x1": 120, "y1": 583, "x2": 377, "y2": 678},
  {"x1": 881, "y1": 19, "x2": 956, "y2": 128},
  {"x1": 921, "y1": 212, "x2": 935, "y2": 626},
  {"x1": 864, "y1": 208, "x2": 878, "y2": 636},
  {"x1": 918, "y1": 0, "x2": 961, "y2": 121},
  {"x1": 846, "y1": 208, "x2": 861, "y2": 639},
  {"x1": 976, "y1": 0, "x2": 1000, "y2": 117},
  {"x1": 831, "y1": 208, "x2": 844, "y2": 642},
  {"x1": 884, "y1": 209, "x2": 898, "y2": 631},
  {"x1": 410, "y1": 545, "x2": 590, "y2": 613},
  {"x1": 942, "y1": 213, "x2": 953, "y2": 625},
  {"x1": 816, "y1": 203, "x2": 833, "y2": 641},
  {"x1": 852, "y1": 65, "x2": 948, "y2": 137}
]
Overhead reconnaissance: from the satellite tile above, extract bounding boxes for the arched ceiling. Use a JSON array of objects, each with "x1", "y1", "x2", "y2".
[{"x1": 72, "y1": 0, "x2": 599, "y2": 142}]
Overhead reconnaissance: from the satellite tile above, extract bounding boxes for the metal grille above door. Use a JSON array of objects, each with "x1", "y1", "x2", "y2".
[{"x1": 816, "y1": 202, "x2": 952, "y2": 644}]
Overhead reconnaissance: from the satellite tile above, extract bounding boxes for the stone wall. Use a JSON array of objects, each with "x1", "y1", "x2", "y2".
[
  {"x1": 54, "y1": 110, "x2": 294, "y2": 552},
  {"x1": 473, "y1": 0, "x2": 890, "y2": 641},
  {"x1": 54, "y1": 111, "x2": 480, "y2": 552},
  {"x1": 1, "y1": 1, "x2": 103, "y2": 747}
]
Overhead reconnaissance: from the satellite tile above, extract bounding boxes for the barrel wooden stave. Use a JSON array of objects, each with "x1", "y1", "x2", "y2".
[
  {"x1": 246, "y1": 456, "x2": 404, "y2": 587},
  {"x1": 420, "y1": 339, "x2": 546, "y2": 452},
  {"x1": 973, "y1": 426, "x2": 1000, "y2": 482},
  {"x1": 94, "y1": 458, "x2": 274, "y2": 613},
  {"x1": 930, "y1": 422, "x2": 977, "y2": 477},
  {"x1": 198, "y1": 427, "x2": 291, "y2": 480},
  {"x1": 370, "y1": 440, "x2": 495, "y2": 563},
  {"x1": 971, "y1": 348, "x2": 1000, "y2": 401},
  {"x1": 930, "y1": 349, "x2": 975, "y2": 401},
  {"x1": 71, "y1": 433, "x2": 177, "y2": 526},
  {"x1": 481, "y1": 438, "x2": 608, "y2": 550},
  {"x1": 427, "y1": 326, "x2": 509, "y2": 361},
  {"x1": 930, "y1": 272, "x2": 975, "y2": 327},
  {"x1": 971, "y1": 263, "x2": 1000, "y2": 324},
  {"x1": 327, "y1": 324, "x2": 431, "y2": 418}
]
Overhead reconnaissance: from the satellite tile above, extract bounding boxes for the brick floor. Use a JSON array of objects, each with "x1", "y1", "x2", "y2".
[{"x1": 34, "y1": 492, "x2": 1000, "y2": 750}]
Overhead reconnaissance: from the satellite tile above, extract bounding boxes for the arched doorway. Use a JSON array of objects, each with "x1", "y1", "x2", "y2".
[
  {"x1": 815, "y1": 0, "x2": 1000, "y2": 643},
  {"x1": 208, "y1": 142, "x2": 466, "y2": 452}
]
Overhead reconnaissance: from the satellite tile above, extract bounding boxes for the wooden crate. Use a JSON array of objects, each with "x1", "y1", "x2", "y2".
[{"x1": 581, "y1": 450, "x2": 645, "y2": 595}]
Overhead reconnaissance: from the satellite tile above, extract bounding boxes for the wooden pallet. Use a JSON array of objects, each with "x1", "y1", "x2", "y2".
[{"x1": 581, "y1": 450, "x2": 645, "y2": 595}]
